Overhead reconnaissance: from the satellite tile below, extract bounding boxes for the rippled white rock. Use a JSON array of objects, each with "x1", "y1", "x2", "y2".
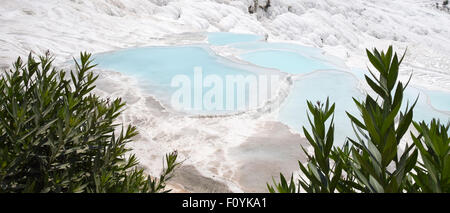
[{"x1": 1, "y1": 0, "x2": 450, "y2": 192}]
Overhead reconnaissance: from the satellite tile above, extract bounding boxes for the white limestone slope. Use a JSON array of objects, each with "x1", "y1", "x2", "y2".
[
  {"x1": 1, "y1": 0, "x2": 450, "y2": 89},
  {"x1": 1, "y1": 0, "x2": 450, "y2": 192}
]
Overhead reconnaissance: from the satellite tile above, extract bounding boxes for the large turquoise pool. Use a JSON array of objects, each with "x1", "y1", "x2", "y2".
[
  {"x1": 94, "y1": 32, "x2": 450, "y2": 145},
  {"x1": 94, "y1": 46, "x2": 261, "y2": 114}
]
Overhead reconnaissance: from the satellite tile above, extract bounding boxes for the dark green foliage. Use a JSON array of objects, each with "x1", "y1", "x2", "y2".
[
  {"x1": 411, "y1": 120, "x2": 450, "y2": 192},
  {"x1": 268, "y1": 46, "x2": 450, "y2": 193},
  {"x1": 295, "y1": 99, "x2": 343, "y2": 193},
  {"x1": 268, "y1": 99, "x2": 347, "y2": 193},
  {"x1": 347, "y1": 46, "x2": 418, "y2": 192},
  {"x1": 0, "y1": 52, "x2": 179, "y2": 193},
  {"x1": 267, "y1": 100, "x2": 355, "y2": 193},
  {"x1": 267, "y1": 173, "x2": 296, "y2": 193}
]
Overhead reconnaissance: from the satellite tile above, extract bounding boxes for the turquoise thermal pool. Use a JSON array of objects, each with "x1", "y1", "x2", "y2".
[
  {"x1": 278, "y1": 70, "x2": 364, "y2": 146},
  {"x1": 207, "y1": 32, "x2": 263, "y2": 46},
  {"x1": 94, "y1": 32, "x2": 450, "y2": 146},
  {"x1": 422, "y1": 89, "x2": 450, "y2": 113},
  {"x1": 240, "y1": 50, "x2": 334, "y2": 74},
  {"x1": 404, "y1": 87, "x2": 450, "y2": 124},
  {"x1": 94, "y1": 45, "x2": 264, "y2": 114}
]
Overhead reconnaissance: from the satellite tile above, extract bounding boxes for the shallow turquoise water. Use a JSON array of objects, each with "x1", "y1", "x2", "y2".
[
  {"x1": 278, "y1": 71, "x2": 364, "y2": 146},
  {"x1": 94, "y1": 46, "x2": 259, "y2": 114},
  {"x1": 423, "y1": 89, "x2": 450, "y2": 113},
  {"x1": 95, "y1": 46, "x2": 254, "y2": 85},
  {"x1": 404, "y1": 87, "x2": 450, "y2": 124},
  {"x1": 349, "y1": 68, "x2": 450, "y2": 123},
  {"x1": 208, "y1": 32, "x2": 263, "y2": 46},
  {"x1": 230, "y1": 42, "x2": 321, "y2": 55},
  {"x1": 94, "y1": 32, "x2": 450, "y2": 145},
  {"x1": 240, "y1": 50, "x2": 334, "y2": 74}
]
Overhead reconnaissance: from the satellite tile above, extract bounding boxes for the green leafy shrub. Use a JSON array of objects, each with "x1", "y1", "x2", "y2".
[
  {"x1": 411, "y1": 120, "x2": 450, "y2": 192},
  {"x1": 268, "y1": 46, "x2": 450, "y2": 193},
  {"x1": 0, "y1": 52, "x2": 179, "y2": 193},
  {"x1": 268, "y1": 99, "x2": 344, "y2": 193},
  {"x1": 345, "y1": 46, "x2": 418, "y2": 192}
]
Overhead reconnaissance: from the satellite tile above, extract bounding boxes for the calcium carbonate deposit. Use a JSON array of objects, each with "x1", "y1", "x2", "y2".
[{"x1": 1, "y1": 0, "x2": 449, "y2": 192}]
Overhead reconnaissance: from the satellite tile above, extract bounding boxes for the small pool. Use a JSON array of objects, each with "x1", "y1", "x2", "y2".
[
  {"x1": 240, "y1": 50, "x2": 334, "y2": 74},
  {"x1": 423, "y1": 89, "x2": 450, "y2": 113},
  {"x1": 230, "y1": 41, "x2": 321, "y2": 54},
  {"x1": 278, "y1": 70, "x2": 364, "y2": 146},
  {"x1": 404, "y1": 87, "x2": 450, "y2": 124}
]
